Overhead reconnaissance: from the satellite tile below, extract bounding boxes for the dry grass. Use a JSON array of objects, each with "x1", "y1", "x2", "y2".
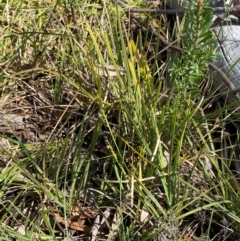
[{"x1": 0, "y1": 0, "x2": 240, "y2": 240}]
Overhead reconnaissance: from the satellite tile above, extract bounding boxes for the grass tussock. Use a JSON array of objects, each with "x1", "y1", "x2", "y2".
[{"x1": 0, "y1": 0, "x2": 240, "y2": 240}]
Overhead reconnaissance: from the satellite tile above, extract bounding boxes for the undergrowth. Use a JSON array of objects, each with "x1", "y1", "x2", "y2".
[{"x1": 0, "y1": 0, "x2": 240, "y2": 240}]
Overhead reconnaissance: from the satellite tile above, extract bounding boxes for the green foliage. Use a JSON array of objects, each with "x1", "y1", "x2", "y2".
[
  {"x1": 169, "y1": 0, "x2": 217, "y2": 91},
  {"x1": 0, "y1": 0, "x2": 240, "y2": 240}
]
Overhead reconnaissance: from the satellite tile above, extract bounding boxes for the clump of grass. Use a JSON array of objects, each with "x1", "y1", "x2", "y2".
[{"x1": 0, "y1": 0, "x2": 240, "y2": 240}]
